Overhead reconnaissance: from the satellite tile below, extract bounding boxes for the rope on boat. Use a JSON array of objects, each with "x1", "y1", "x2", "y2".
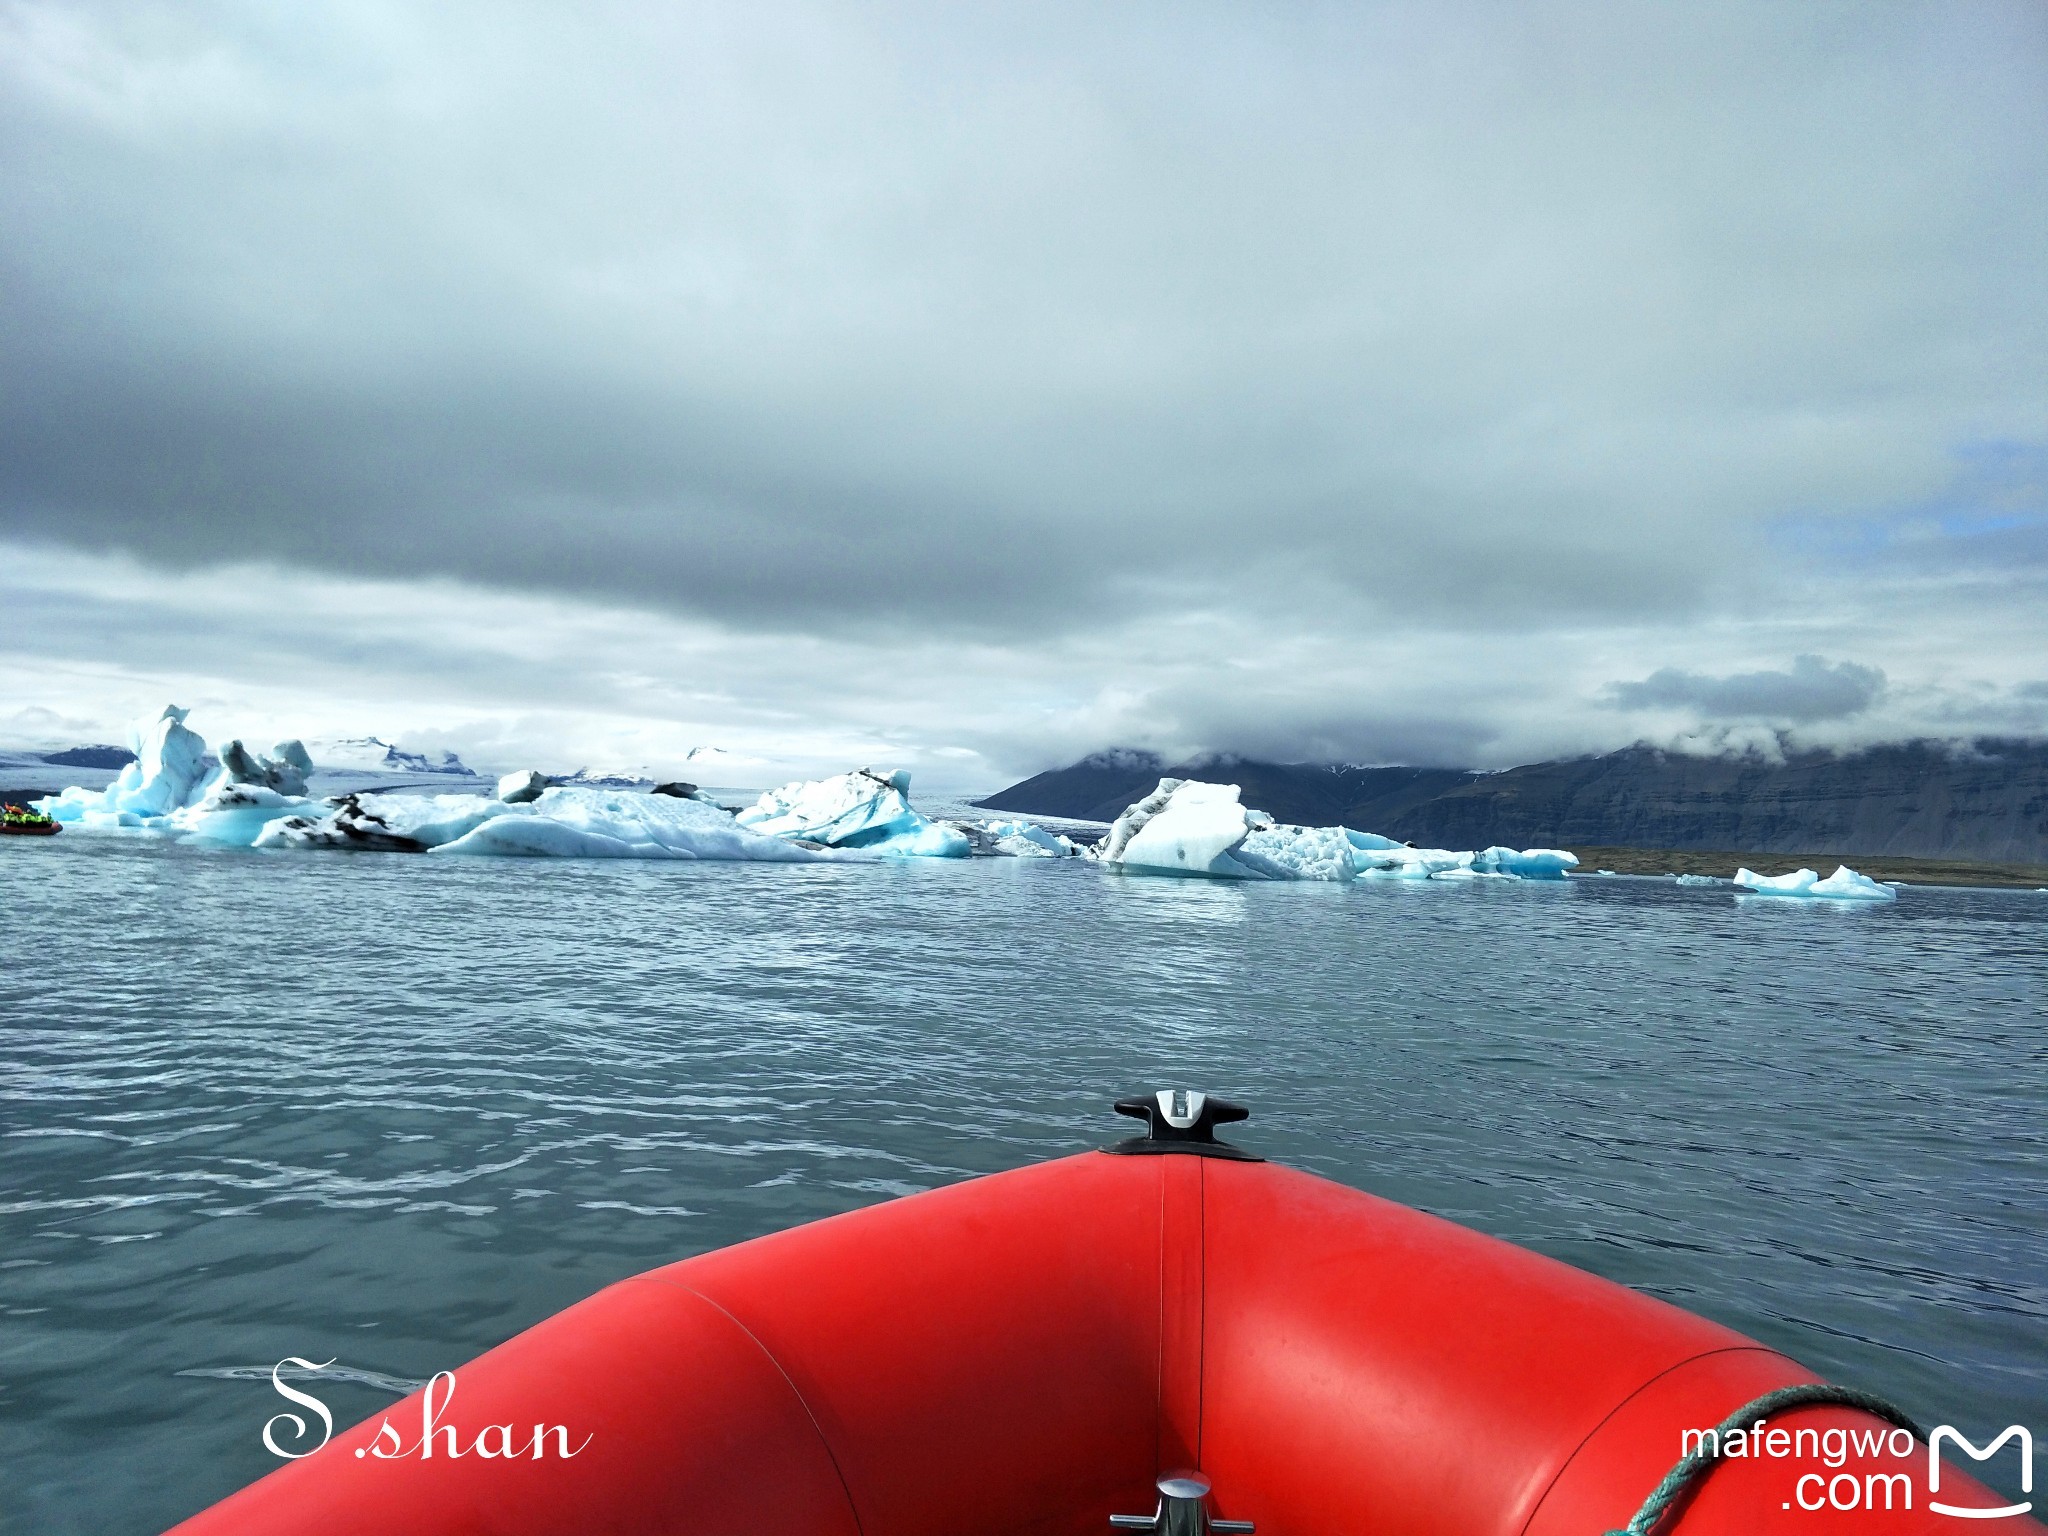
[{"x1": 1605, "y1": 1383, "x2": 1924, "y2": 1536}]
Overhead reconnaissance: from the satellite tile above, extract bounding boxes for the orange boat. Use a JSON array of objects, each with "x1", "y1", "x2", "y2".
[
  {"x1": 169, "y1": 1094, "x2": 2032, "y2": 1535},
  {"x1": 0, "y1": 802, "x2": 59, "y2": 835}
]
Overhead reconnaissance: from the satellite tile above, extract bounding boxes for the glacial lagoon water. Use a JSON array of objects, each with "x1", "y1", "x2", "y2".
[{"x1": 3, "y1": 835, "x2": 2044, "y2": 1531}]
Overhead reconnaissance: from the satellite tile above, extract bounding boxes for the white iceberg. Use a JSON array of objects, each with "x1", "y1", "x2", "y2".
[
  {"x1": 39, "y1": 710, "x2": 328, "y2": 840},
  {"x1": 432, "y1": 788, "x2": 818, "y2": 861},
  {"x1": 173, "y1": 783, "x2": 321, "y2": 845},
  {"x1": 1734, "y1": 865, "x2": 1897, "y2": 901},
  {"x1": 1097, "y1": 779, "x2": 1275, "y2": 878},
  {"x1": 981, "y1": 818, "x2": 1079, "y2": 858},
  {"x1": 1098, "y1": 777, "x2": 1585, "y2": 884},
  {"x1": 497, "y1": 769, "x2": 549, "y2": 804},
  {"x1": 255, "y1": 793, "x2": 435, "y2": 852},
  {"x1": 35, "y1": 706, "x2": 827, "y2": 865},
  {"x1": 258, "y1": 787, "x2": 820, "y2": 862},
  {"x1": 219, "y1": 738, "x2": 313, "y2": 797},
  {"x1": 1350, "y1": 845, "x2": 1474, "y2": 880},
  {"x1": 38, "y1": 704, "x2": 218, "y2": 826},
  {"x1": 1673, "y1": 872, "x2": 1723, "y2": 887},
  {"x1": 1237, "y1": 824, "x2": 1363, "y2": 881},
  {"x1": 735, "y1": 769, "x2": 969, "y2": 858}
]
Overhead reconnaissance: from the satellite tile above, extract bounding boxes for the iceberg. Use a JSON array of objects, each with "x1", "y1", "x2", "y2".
[
  {"x1": 219, "y1": 738, "x2": 313, "y2": 796},
  {"x1": 258, "y1": 788, "x2": 820, "y2": 861},
  {"x1": 1098, "y1": 777, "x2": 1585, "y2": 884},
  {"x1": 172, "y1": 783, "x2": 320, "y2": 846},
  {"x1": 1238, "y1": 824, "x2": 1369, "y2": 881},
  {"x1": 735, "y1": 769, "x2": 970, "y2": 858},
  {"x1": 1673, "y1": 872, "x2": 1723, "y2": 887},
  {"x1": 1349, "y1": 845, "x2": 1474, "y2": 881},
  {"x1": 1471, "y1": 846, "x2": 1577, "y2": 879},
  {"x1": 35, "y1": 706, "x2": 827, "y2": 865},
  {"x1": 1733, "y1": 865, "x2": 1897, "y2": 901},
  {"x1": 433, "y1": 789, "x2": 819, "y2": 861},
  {"x1": 256, "y1": 794, "x2": 431, "y2": 853},
  {"x1": 38, "y1": 704, "x2": 216, "y2": 826},
  {"x1": 980, "y1": 819, "x2": 1080, "y2": 858},
  {"x1": 497, "y1": 769, "x2": 549, "y2": 804},
  {"x1": 1097, "y1": 779, "x2": 1275, "y2": 878}
]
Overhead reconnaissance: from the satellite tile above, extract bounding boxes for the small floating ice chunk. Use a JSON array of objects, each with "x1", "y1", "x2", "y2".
[
  {"x1": 1673, "y1": 873, "x2": 1722, "y2": 887},
  {"x1": 1352, "y1": 846, "x2": 1473, "y2": 880},
  {"x1": 1471, "y1": 846, "x2": 1578, "y2": 880},
  {"x1": 497, "y1": 769, "x2": 549, "y2": 804},
  {"x1": 981, "y1": 819, "x2": 1078, "y2": 858},
  {"x1": 1734, "y1": 864, "x2": 1897, "y2": 901},
  {"x1": 736, "y1": 768, "x2": 968, "y2": 858}
]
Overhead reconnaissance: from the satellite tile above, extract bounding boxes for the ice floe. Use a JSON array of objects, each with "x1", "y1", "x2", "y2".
[
  {"x1": 1095, "y1": 778, "x2": 1579, "y2": 883},
  {"x1": 1673, "y1": 873, "x2": 1723, "y2": 886},
  {"x1": 736, "y1": 769, "x2": 970, "y2": 858},
  {"x1": 496, "y1": 769, "x2": 549, "y2": 804},
  {"x1": 980, "y1": 819, "x2": 1080, "y2": 858},
  {"x1": 259, "y1": 788, "x2": 819, "y2": 861},
  {"x1": 1733, "y1": 865, "x2": 1897, "y2": 901},
  {"x1": 434, "y1": 789, "x2": 819, "y2": 861}
]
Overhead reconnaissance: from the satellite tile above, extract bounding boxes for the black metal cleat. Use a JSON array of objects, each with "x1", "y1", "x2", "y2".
[{"x1": 1103, "y1": 1090, "x2": 1260, "y2": 1162}]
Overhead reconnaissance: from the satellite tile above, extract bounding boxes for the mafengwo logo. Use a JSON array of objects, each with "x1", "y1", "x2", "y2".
[{"x1": 1928, "y1": 1426, "x2": 2033, "y2": 1521}]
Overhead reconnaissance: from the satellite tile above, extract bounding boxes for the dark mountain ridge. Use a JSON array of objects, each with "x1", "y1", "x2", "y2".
[{"x1": 975, "y1": 741, "x2": 2048, "y2": 863}]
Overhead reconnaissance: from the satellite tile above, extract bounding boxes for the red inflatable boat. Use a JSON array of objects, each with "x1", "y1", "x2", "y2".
[{"x1": 172, "y1": 1094, "x2": 2033, "y2": 1535}]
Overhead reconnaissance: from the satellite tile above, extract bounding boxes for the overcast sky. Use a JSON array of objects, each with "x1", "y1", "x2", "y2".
[{"x1": 3, "y1": 1, "x2": 2044, "y2": 789}]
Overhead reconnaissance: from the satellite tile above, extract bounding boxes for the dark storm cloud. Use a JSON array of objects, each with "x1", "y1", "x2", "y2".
[
  {"x1": 4, "y1": 0, "x2": 2044, "y2": 641},
  {"x1": 1605, "y1": 655, "x2": 1885, "y2": 723}
]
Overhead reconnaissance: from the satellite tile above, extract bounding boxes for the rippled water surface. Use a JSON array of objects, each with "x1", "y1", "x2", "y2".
[{"x1": 3, "y1": 835, "x2": 2045, "y2": 1531}]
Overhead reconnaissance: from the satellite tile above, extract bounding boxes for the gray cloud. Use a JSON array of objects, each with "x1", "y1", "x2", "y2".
[
  {"x1": 3, "y1": 0, "x2": 2044, "y2": 646},
  {"x1": 1605, "y1": 655, "x2": 1886, "y2": 723},
  {"x1": 4, "y1": 3, "x2": 2048, "y2": 779}
]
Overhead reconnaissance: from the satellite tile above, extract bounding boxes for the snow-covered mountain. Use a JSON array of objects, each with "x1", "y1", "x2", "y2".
[{"x1": 308, "y1": 738, "x2": 478, "y2": 777}]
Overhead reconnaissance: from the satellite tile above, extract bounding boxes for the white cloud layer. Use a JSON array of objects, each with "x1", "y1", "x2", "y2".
[
  {"x1": 1, "y1": 3, "x2": 2043, "y2": 783},
  {"x1": 4, "y1": 536, "x2": 2044, "y2": 792}
]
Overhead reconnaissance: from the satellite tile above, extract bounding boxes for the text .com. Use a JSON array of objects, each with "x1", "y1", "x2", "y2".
[{"x1": 1679, "y1": 1420, "x2": 2034, "y2": 1518}]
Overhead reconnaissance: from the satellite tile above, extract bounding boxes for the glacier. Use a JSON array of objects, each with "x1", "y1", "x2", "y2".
[
  {"x1": 1733, "y1": 865, "x2": 1897, "y2": 901},
  {"x1": 1094, "y1": 777, "x2": 1579, "y2": 884},
  {"x1": 735, "y1": 769, "x2": 970, "y2": 858}
]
